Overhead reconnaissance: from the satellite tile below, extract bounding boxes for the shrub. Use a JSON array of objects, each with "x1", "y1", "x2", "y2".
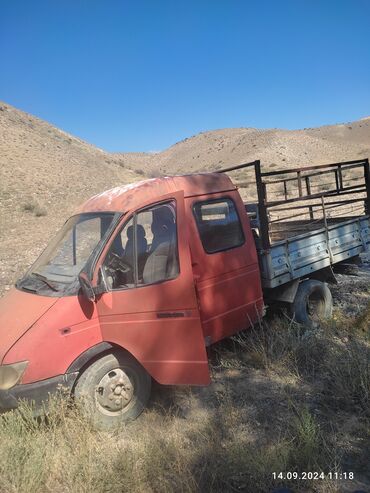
[
  {"x1": 148, "y1": 168, "x2": 162, "y2": 178},
  {"x1": 22, "y1": 201, "x2": 47, "y2": 217}
]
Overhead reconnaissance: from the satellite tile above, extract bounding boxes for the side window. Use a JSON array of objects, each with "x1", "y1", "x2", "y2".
[
  {"x1": 193, "y1": 198, "x2": 245, "y2": 253},
  {"x1": 102, "y1": 201, "x2": 179, "y2": 290}
]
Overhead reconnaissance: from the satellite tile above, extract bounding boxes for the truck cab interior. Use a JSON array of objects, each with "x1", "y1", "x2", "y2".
[{"x1": 103, "y1": 202, "x2": 179, "y2": 290}]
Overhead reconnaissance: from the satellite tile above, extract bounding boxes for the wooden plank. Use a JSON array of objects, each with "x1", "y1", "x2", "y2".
[
  {"x1": 261, "y1": 159, "x2": 367, "y2": 177},
  {"x1": 264, "y1": 164, "x2": 363, "y2": 185},
  {"x1": 254, "y1": 160, "x2": 271, "y2": 250},
  {"x1": 266, "y1": 187, "x2": 367, "y2": 208},
  {"x1": 297, "y1": 171, "x2": 303, "y2": 197}
]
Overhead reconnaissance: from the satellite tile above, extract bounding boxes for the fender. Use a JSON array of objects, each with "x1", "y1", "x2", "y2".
[{"x1": 67, "y1": 342, "x2": 115, "y2": 373}]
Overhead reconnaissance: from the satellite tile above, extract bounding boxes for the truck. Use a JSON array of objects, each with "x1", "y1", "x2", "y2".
[{"x1": 0, "y1": 158, "x2": 369, "y2": 429}]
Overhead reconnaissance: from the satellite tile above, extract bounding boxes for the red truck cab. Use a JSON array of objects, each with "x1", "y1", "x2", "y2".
[{"x1": 0, "y1": 173, "x2": 263, "y2": 428}]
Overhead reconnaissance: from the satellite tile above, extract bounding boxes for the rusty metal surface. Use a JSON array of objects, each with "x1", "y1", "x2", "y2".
[
  {"x1": 76, "y1": 173, "x2": 236, "y2": 214},
  {"x1": 217, "y1": 158, "x2": 370, "y2": 288},
  {"x1": 217, "y1": 158, "x2": 370, "y2": 247}
]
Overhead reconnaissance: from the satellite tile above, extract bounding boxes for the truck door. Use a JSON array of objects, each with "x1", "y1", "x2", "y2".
[
  {"x1": 94, "y1": 191, "x2": 210, "y2": 386},
  {"x1": 187, "y1": 193, "x2": 264, "y2": 344}
]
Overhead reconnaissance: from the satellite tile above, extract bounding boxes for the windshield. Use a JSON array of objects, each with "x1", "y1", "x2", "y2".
[{"x1": 17, "y1": 212, "x2": 119, "y2": 297}]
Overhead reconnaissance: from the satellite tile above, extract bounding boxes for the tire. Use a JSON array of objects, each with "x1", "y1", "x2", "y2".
[
  {"x1": 74, "y1": 350, "x2": 151, "y2": 430},
  {"x1": 290, "y1": 279, "x2": 333, "y2": 328}
]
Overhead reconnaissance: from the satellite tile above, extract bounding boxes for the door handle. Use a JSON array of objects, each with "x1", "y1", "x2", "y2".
[{"x1": 157, "y1": 312, "x2": 185, "y2": 319}]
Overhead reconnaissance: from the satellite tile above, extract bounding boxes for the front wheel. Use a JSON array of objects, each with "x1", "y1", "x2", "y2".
[
  {"x1": 290, "y1": 279, "x2": 333, "y2": 328},
  {"x1": 74, "y1": 350, "x2": 151, "y2": 430}
]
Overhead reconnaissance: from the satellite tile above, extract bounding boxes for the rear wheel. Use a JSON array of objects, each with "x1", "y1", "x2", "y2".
[
  {"x1": 74, "y1": 351, "x2": 151, "y2": 430},
  {"x1": 290, "y1": 279, "x2": 333, "y2": 328}
]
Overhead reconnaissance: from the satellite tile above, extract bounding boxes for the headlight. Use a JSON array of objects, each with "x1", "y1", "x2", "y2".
[{"x1": 0, "y1": 361, "x2": 28, "y2": 390}]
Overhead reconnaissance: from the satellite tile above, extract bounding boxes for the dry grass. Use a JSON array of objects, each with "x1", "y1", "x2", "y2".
[
  {"x1": 0, "y1": 313, "x2": 368, "y2": 492},
  {"x1": 0, "y1": 394, "x2": 338, "y2": 493},
  {"x1": 215, "y1": 313, "x2": 370, "y2": 416},
  {"x1": 210, "y1": 312, "x2": 370, "y2": 491}
]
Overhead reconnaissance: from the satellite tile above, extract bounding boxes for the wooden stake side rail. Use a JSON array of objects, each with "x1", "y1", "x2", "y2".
[{"x1": 216, "y1": 158, "x2": 370, "y2": 250}]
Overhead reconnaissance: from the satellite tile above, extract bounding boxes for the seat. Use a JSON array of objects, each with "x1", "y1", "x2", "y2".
[
  {"x1": 125, "y1": 225, "x2": 147, "y2": 260},
  {"x1": 122, "y1": 225, "x2": 148, "y2": 282},
  {"x1": 136, "y1": 225, "x2": 148, "y2": 278},
  {"x1": 142, "y1": 211, "x2": 178, "y2": 284}
]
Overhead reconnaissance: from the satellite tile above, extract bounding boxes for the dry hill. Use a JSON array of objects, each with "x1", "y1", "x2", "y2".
[
  {"x1": 116, "y1": 117, "x2": 370, "y2": 205},
  {"x1": 0, "y1": 102, "x2": 138, "y2": 293},
  {"x1": 1, "y1": 101, "x2": 370, "y2": 293},
  {"x1": 117, "y1": 118, "x2": 370, "y2": 177}
]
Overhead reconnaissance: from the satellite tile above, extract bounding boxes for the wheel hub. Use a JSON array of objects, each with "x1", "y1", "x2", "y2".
[
  {"x1": 95, "y1": 368, "x2": 134, "y2": 414},
  {"x1": 307, "y1": 295, "x2": 324, "y2": 321}
]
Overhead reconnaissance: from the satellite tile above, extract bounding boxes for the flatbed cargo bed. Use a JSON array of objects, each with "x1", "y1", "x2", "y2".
[
  {"x1": 257, "y1": 215, "x2": 370, "y2": 288},
  {"x1": 218, "y1": 158, "x2": 370, "y2": 290}
]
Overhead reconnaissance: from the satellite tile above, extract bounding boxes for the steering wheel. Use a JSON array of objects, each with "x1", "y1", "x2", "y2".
[{"x1": 108, "y1": 252, "x2": 132, "y2": 274}]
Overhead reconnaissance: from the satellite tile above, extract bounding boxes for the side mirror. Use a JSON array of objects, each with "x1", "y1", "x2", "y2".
[{"x1": 79, "y1": 271, "x2": 96, "y2": 302}]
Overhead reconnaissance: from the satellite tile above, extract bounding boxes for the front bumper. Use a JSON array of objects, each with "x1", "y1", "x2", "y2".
[{"x1": 0, "y1": 372, "x2": 78, "y2": 413}]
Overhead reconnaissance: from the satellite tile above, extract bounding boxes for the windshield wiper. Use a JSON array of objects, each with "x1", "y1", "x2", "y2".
[
  {"x1": 31, "y1": 272, "x2": 59, "y2": 292},
  {"x1": 16, "y1": 281, "x2": 37, "y2": 293}
]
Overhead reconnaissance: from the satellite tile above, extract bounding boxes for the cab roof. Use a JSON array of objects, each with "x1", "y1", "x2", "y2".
[{"x1": 77, "y1": 173, "x2": 236, "y2": 214}]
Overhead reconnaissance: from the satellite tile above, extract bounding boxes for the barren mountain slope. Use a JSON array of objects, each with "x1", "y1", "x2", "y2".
[
  {"x1": 116, "y1": 118, "x2": 370, "y2": 177},
  {"x1": 0, "y1": 102, "x2": 138, "y2": 293},
  {"x1": 1, "y1": 101, "x2": 370, "y2": 294}
]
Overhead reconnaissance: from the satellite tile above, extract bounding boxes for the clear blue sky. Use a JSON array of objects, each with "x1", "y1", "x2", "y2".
[{"x1": 1, "y1": 1, "x2": 370, "y2": 152}]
